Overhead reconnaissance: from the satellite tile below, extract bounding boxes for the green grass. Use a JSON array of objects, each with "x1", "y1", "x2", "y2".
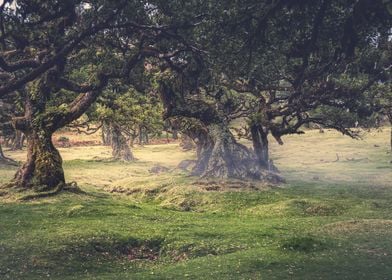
[{"x1": 0, "y1": 128, "x2": 391, "y2": 279}]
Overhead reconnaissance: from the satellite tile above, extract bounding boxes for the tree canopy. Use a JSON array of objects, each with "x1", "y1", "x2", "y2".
[{"x1": 0, "y1": 0, "x2": 391, "y2": 192}]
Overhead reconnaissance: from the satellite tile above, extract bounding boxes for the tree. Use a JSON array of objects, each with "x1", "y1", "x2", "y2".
[
  {"x1": 153, "y1": 0, "x2": 391, "y2": 181},
  {"x1": 0, "y1": 98, "x2": 17, "y2": 165},
  {"x1": 202, "y1": 0, "x2": 392, "y2": 172},
  {"x1": 0, "y1": 0, "x2": 204, "y2": 191},
  {"x1": 96, "y1": 86, "x2": 163, "y2": 161},
  {"x1": 157, "y1": 78, "x2": 284, "y2": 182}
]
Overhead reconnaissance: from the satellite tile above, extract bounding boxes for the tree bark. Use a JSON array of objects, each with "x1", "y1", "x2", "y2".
[
  {"x1": 101, "y1": 121, "x2": 112, "y2": 146},
  {"x1": 138, "y1": 125, "x2": 144, "y2": 145},
  {"x1": 172, "y1": 128, "x2": 178, "y2": 140},
  {"x1": 13, "y1": 129, "x2": 65, "y2": 190},
  {"x1": 250, "y1": 123, "x2": 269, "y2": 169},
  {"x1": 194, "y1": 123, "x2": 262, "y2": 179},
  {"x1": 180, "y1": 134, "x2": 195, "y2": 151},
  {"x1": 177, "y1": 119, "x2": 263, "y2": 179},
  {"x1": 0, "y1": 143, "x2": 5, "y2": 162},
  {"x1": 110, "y1": 123, "x2": 135, "y2": 161},
  {"x1": 11, "y1": 130, "x2": 24, "y2": 150},
  {"x1": 145, "y1": 131, "x2": 149, "y2": 145}
]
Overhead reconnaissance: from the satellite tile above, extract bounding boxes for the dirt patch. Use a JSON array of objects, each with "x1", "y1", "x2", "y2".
[
  {"x1": 168, "y1": 243, "x2": 247, "y2": 262},
  {"x1": 66, "y1": 237, "x2": 163, "y2": 262},
  {"x1": 115, "y1": 241, "x2": 161, "y2": 261}
]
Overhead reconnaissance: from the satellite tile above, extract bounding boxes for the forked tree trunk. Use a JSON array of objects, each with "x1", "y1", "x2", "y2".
[
  {"x1": 193, "y1": 123, "x2": 261, "y2": 179},
  {"x1": 110, "y1": 123, "x2": 135, "y2": 161},
  {"x1": 250, "y1": 123, "x2": 269, "y2": 169},
  {"x1": 13, "y1": 129, "x2": 65, "y2": 191}
]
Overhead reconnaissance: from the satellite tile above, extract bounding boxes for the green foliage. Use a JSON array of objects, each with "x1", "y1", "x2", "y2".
[{"x1": 97, "y1": 86, "x2": 164, "y2": 139}]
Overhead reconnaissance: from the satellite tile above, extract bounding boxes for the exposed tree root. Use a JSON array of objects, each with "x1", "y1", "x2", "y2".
[
  {"x1": 0, "y1": 182, "x2": 17, "y2": 190},
  {"x1": 0, "y1": 144, "x2": 19, "y2": 166},
  {"x1": 18, "y1": 182, "x2": 86, "y2": 201},
  {"x1": 18, "y1": 183, "x2": 64, "y2": 201}
]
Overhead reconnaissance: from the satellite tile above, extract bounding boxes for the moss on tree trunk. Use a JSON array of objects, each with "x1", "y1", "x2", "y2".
[{"x1": 13, "y1": 130, "x2": 65, "y2": 191}]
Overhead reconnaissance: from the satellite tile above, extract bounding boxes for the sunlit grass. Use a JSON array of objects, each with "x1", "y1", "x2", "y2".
[{"x1": 0, "y1": 128, "x2": 391, "y2": 279}]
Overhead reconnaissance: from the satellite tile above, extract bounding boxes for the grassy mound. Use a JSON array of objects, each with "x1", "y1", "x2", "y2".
[{"x1": 0, "y1": 129, "x2": 391, "y2": 279}]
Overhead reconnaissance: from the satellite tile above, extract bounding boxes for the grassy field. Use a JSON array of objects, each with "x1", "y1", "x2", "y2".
[{"x1": 0, "y1": 128, "x2": 391, "y2": 279}]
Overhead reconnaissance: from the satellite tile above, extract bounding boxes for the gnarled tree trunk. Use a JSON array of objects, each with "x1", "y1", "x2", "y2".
[
  {"x1": 159, "y1": 82, "x2": 279, "y2": 180},
  {"x1": 6, "y1": 51, "x2": 142, "y2": 193},
  {"x1": 9, "y1": 71, "x2": 107, "y2": 192},
  {"x1": 195, "y1": 123, "x2": 261, "y2": 179},
  {"x1": 110, "y1": 123, "x2": 135, "y2": 161},
  {"x1": 13, "y1": 129, "x2": 64, "y2": 191}
]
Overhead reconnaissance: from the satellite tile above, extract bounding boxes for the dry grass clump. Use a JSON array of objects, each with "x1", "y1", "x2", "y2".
[{"x1": 322, "y1": 219, "x2": 392, "y2": 236}]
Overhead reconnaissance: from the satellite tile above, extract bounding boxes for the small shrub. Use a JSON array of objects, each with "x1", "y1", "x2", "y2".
[{"x1": 57, "y1": 136, "x2": 71, "y2": 148}]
